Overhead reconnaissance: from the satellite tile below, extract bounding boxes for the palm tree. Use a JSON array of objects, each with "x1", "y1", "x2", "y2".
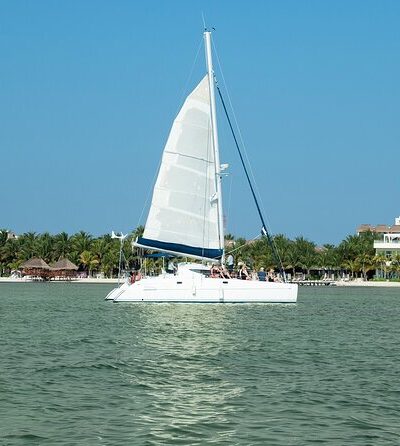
[
  {"x1": 318, "y1": 244, "x2": 339, "y2": 279},
  {"x1": 72, "y1": 231, "x2": 93, "y2": 256},
  {"x1": 273, "y1": 234, "x2": 292, "y2": 273},
  {"x1": 101, "y1": 250, "x2": 119, "y2": 277},
  {"x1": 246, "y1": 238, "x2": 271, "y2": 270},
  {"x1": 19, "y1": 232, "x2": 37, "y2": 260},
  {"x1": 388, "y1": 253, "x2": 400, "y2": 279},
  {"x1": 0, "y1": 229, "x2": 8, "y2": 246},
  {"x1": 130, "y1": 226, "x2": 144, "y2": 257},
  {"x1": 373, "y1": 253, "x2": 387, "y2": 279},
  {"x1": 342, "y1": 259, "x2": 359, "y2": 279},
  {"x1": 357, "y1": 253, "x2": 374, "y2": 280},
  {"x1": 0, "y1": 238, "x2": 20, "y2": 275},
  {"x1": 359, "y1": 231, "x2": 376, "y2": 256},
  {"x1": 54, "y1": 232, "x2": 71, "y2": 260},
  {"x1": 294, "y1": 236, "x2": 317, "y2": 278},
  {"x1": 91, "y1": 238, "x2": 109, "y2": 264},
  {"x1": 34, "y1": 232, "x2": 53, "y2": 263},
  {"x1": 283, "y1": 240, "x2": 301, "y2": 278},
  {"x1": 8, "y1": 260, "x2": 23, "y2": 272},
  {"x1": 79, "y1": 250, "x2": 99, "y2": 277}
]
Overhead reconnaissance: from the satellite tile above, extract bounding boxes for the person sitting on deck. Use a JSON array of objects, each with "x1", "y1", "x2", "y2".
[
  {"x1": 268, "y1": 269, "x2": 275, "y2": 282},
  {"x1": 237, "y1": 263, "x2": 250, "y2": 280},
  {"x1": 210, "y1": 264, "x2": 221, "y2": 278},
  {"x1": 220, "y1": 265, "x2": 231, "y2": 279},
  {"x1": 257, "y1": 267, "x2": 267, "y2": 281}
]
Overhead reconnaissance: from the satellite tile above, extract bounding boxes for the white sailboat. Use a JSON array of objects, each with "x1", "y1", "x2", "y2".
[{"x1": 106, "y1": 31, "x2": 298, "y2": 303}]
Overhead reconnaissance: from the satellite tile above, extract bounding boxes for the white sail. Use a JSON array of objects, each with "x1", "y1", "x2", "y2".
[{"x1": 136, "y1": 75, "x2": 222, "y2": 260}]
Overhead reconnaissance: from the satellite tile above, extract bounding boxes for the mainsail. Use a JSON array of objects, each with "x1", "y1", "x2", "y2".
[{"x1": 135, "y1": 75, "x2": 223, "y2": 260}]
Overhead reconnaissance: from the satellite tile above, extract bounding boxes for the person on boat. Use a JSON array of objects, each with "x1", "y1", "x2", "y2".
[
  {"x1": 210, "y1": 264, "x2": 221, "y2": 278},
  {"x1": 268, "y1": 269, "x2": 275, "y2": 282},
  {"x1": 220, "y1": 265, "x2": 231, "y2": 279},
  {"x1": 237, "y1": 263, "x2": 250, "y2": 280},
  {"x1": 226, "y1": 254, "x2": 234, "y2": 274},
  {"x1": 130, "y1": 259, "x2": 142, "y2": 284},
  {"x1": 132, "y1": 258, "x2": 140, "y2": 272},
  {"x1": 130, "y1": 270, "x2": 142, "y2": 284},
  {"x1": 167, "y1": 260, "x2": 177, "y2": 275},
  {"x1": 257, "y1": 267, "x2": 266, "y2": 281}
]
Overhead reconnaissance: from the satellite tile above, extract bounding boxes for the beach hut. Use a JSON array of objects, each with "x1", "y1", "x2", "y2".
[
  {"x1": 50, "y1": 258, "x2": 78, "y2": 280},
  {"x1": 21, "y1": 257, "x2": 50, "y2": 280}
]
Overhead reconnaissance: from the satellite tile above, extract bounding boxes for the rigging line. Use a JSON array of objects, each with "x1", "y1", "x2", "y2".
[
  {"x1": 215, "y1": 84, "x2": 285, "y2": 280},
  {"x1": 225, "y1": 233, "x2": 262, "y2": 256},
  {"x1": 226, "y1": 173, "x2": 233, "y2": 235},
  {"x1": 211, "y1": 42, "x2": 256, "y2": 176}
]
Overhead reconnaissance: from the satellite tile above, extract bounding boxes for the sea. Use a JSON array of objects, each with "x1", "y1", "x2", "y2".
[{"x1": 0, "y1": 284, "x2": 399, "y2": 445}]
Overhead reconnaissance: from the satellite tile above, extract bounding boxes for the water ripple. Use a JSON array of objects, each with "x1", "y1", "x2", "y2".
[{"x1": 0, "y1": 284, "x2": 400, "y2": 444}]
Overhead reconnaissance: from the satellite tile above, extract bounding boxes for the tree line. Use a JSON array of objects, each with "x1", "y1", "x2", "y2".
[{"x1": 0, "y1": 228, "x2": 396, "y2": 280}]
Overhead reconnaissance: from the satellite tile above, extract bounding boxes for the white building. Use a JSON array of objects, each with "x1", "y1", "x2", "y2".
[{"x1": 373, "y1": 216, "x2": 400, "y2": 259}]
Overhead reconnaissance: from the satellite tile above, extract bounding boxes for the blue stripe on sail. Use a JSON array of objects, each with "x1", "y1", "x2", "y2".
[{"x1": 137, "y1": 237, "x2": 223, "y2": 259}]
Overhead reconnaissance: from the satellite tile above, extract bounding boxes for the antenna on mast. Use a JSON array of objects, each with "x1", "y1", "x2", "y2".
[
  {"x1": 201, "y1": 12, "x2": 206, "y2": 30},
  {"x1": 201, "y1": 13, "x2": 216, "y2": 31}
]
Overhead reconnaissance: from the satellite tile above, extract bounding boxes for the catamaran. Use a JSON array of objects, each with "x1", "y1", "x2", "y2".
[{"x1": 106, "y1": 30, "x2": 298, "y2": 303}]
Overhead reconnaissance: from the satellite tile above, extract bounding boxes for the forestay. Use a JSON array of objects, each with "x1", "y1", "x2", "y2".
[{"x1": 135, "y1": 75, "x2": 223, "y2": 260}]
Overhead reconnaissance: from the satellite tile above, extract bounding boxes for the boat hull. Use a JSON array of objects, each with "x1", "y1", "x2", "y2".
[{"x1": 107, "y1": 277, "x2": 298, "y2": 303}]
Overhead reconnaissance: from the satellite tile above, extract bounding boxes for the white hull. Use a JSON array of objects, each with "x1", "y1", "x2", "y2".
[{"x1": 105, "y1": 272, "x2": 298, "y2": 304}]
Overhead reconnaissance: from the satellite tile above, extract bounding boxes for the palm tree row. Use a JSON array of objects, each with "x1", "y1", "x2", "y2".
[
  {"x1": 0, "y1": 229, "x2": 142, "y2": 278},
  {"x1": 226, "y1": 231, "x2": 398, "y2": 280},
  {"x1": 0, "y1": 228, "x2": 396, "y2": 280}
]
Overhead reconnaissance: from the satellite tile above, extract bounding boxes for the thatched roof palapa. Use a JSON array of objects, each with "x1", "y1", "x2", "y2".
[
  {"x1": 51, "y1": 258, "x2": 78, "y2": 271},
  {"x1": 21, "y1": 257, "x2": 50, "y2": 269}
]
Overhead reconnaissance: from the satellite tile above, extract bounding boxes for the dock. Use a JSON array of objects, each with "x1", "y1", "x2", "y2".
[{"x1": 290, "y1": 280, "x2": 336, "y2": 286}]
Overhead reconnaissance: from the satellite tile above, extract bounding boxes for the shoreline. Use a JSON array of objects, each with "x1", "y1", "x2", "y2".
[
  {"x1": 1, "y1": 277, "x2": 400, "y2": 287},
  {"x1": 334, "y1": 280, "x2": 400, "y2": 287},
  {"x1": 0, "y1": 277, "x2": 120, "y2": 284}
]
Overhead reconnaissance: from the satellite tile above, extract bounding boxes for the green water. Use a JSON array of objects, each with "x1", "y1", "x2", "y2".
[{"x1": 0, "y1": 284, "x2": 399, "y2": 445}]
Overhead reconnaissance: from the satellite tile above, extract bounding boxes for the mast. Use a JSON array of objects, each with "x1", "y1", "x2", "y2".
[{"x1": 204, "y1": 31, "x2": 225, "y2": 264}]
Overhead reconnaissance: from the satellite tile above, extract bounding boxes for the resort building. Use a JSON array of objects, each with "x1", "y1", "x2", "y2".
[
  {"x1": 359, "y1": 216, "x2": 400, "y2": 260},
  {"x1": 357, "y1": 217, "x2": 400, "y2": 236}
]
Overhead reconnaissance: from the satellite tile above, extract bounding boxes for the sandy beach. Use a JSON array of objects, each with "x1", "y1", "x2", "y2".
[
  {"x1": 0, "y1": 277, "x2": 119, "y2": 284},
  {"x1": 334, "y1": 280, "x2": 400, "y2": 287}
]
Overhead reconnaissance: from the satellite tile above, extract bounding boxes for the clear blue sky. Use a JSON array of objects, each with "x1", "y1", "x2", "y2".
[{"x1": 1, "y1": 0, "x2": 400, "y2": 245}]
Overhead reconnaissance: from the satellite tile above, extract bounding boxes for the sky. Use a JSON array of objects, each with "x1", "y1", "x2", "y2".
[{"x1": 1, "y1": 0, "x2": 400, "y2": 245}]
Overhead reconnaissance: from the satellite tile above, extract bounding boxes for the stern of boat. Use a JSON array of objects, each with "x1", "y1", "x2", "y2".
[{"x1": 104, "y1": 281, "x2": 130, "y2": 301}]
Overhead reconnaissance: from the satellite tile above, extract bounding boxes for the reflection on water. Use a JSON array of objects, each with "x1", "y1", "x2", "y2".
[
  {"x1": 0, "y1": 284, "x2": 399, "y2": 445},
  {"x1": 117, "y1": 305, "x2": 254, "y2": 443}
]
